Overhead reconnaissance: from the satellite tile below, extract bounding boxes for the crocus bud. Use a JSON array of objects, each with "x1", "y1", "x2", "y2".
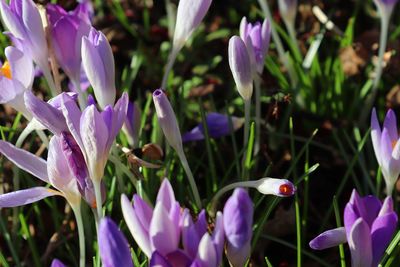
[
  {"x1": 122, "y1": 101, "x2": 141, "y2": 148},
  {"x1": 228, "y1": 36, "x2": 253, "y2": 101},
  {"x1": 240, "y1": 17, "x2": 271, "y2": 74},
  {"x1": 153, "y1": 89, "x2": 183, "y2": 152},
  {"x1": 47, "y1": 3, "x2": 91, "y2": 84},
  {"x1": 99, "y1": 217, "x2": 134, "y2": 267},
  {"x1": 223, "y1": 188, "x2": 253, "y2": 267},
  {"x1": 278, "y1": 0, "x2": 298, "y2": 29},
  {"x1": 253, "y1": 178, "x2": 296, "y2": 196},
  {"x1": 371, "y1": 108, "x2": 400, "y2": 195},
  {"x1": 173, "y1": 0, "x2": 212, "y2": 52},
  {"x1": 82, "y1": 27, "x2": 116, "y2": 108}
]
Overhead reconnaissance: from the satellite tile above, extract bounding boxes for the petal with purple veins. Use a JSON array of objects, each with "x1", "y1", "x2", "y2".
[{"x1": 0, "y1": 187, "x2": 61, "y2": 207}]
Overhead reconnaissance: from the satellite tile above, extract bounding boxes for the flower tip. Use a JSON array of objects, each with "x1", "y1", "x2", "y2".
[
  {"x1": 153, "y1": 88, "x2": 164, "y2": 97},
  {"x1": 278, "y1": 181, "x2": 296, "y2": 196}
]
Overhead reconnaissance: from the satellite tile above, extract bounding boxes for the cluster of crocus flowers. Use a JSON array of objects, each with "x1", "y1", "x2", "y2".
[
  {"x1": 310, "y1": 189, "x2": 397, "y2": 267},
  {"x1": 371, "y1": 108, "x2": 400, "y2": 195}
]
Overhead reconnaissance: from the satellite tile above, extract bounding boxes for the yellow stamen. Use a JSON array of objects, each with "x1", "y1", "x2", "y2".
[{"x1": 0, "y1": 61, "x2": 12, "y2": 79}]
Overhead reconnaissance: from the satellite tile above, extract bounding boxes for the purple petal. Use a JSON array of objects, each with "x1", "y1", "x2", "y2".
[
  {"x1": 348, "y1": 218, "x2": 373, "y2": 267},
  {"x1": 106, "y1": 92, "x2": 128, "y2": 150},
  {"x1": 0, "y1": 187, "x2": 61, "y2": 207},
  {"x1": 195, "y1": 234, "x2": 217, "y2": 267},
  {"x1": 371, "y1": 212, "x2": 398, "y2": 266},
  {"x1": 309, "y1": 227, "x2": 347, "y2": 250},
  {"x1": 122, "y1": 101, "x2": 141, "y2": 147},
  {"x1": 383, "y1": 109, "x2": 398, "y2": 142},
  {"x1": 371, "y1": 108, "x2": 382, "y2": 166},
  {"x1": 132, "y1": 194, "x2": 153, "y2": 233},
  {"x1": 50, "y1": 259, "x2": 66, "y2": 267},
  {"x1": 228, "y1": 36, "x2": 253, "y2": 100},
  {"x1": 98, "y1": 217, "x2": 134, "y2": 267},
  {"x1": 121, "y1": 194, "x2": 152, "y2": 257},
  {"x1": 61, "y1": 93, "x2": 84, "y2": 149},
  {"x1": 0, "y1": 140, "x2": 48, "y2": 182},
  {"x1": 212, "y1": 211, "x2": 225, "y2": 266},
  {"x1": 239, "y1": 17, "x2": 249, "y2": 41},
  {"x1": 149, "y1": 202, "x2": 179, "y2": 255},
  {"x1": 181, "y1": 209, "x2": 201, "y2": 258},
  {"x1": 379, "y1": 196, "x2": 394, "y2": 216},
  {"x1": 156, "y1": 178, "x2": 176, "y2": 211},
  {"x1": 24, "y1": 91, "x2": 68, "y2": 135},
  {"x1": 165, "y1": 250, "x2": 192, "y2": 267},
  {"x1": 0, "y1": 0, "x2": 26, "y2": 39},
  {"x1": 46, "y1": 4, "x2": 67, "y2": 25},
  {"x1": 150, "y1": 251, "x2": 172, "y2": 267},
  {"x1": 361, "y1": 195, "x2": 382, "y2": 227}
]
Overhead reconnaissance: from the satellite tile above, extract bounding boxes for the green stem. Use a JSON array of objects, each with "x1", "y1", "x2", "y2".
[
  {"x1": 71, "y1": 203, "x2": 86, "y2": 267},
  {"x1": 243, "y1": 99, "x2": 251, "y2": 173},
  {"x1": 93, "y1": 180, "x2": 103, "y2": 220},
  {"x1": 161, "y1": 48, "x2": 179, "y2": 89},
  {"x1": 177, "y1": 150, "x2": 202, "y2": 208},
  {"x1": 254, "y1": 76, "x2": 262, "y2": 156}
]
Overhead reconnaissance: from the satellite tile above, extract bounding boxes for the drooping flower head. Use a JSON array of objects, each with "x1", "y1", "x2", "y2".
[
  {"x1": 182, "y1": 112, "x2": 244, "y2": 143},
  {"x1": 371, "y1": 108, "x2": 400, "y2": 195},
  {"x1": 310, "y1": 190, "x2": 398, "y2": 267},
  {"x1": 228, "y1": 36, "x2": 253, "y2": 101},
  {"x1": 240, "y1": 17, "x2": 271, "y2": 74}
]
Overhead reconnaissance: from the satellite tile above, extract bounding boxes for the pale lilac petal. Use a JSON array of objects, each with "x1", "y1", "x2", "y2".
[
  {"x1": 121, "y1": 194, "x2": 152, "y2": 257},
  {"x1": 0, "y1": 140, "x2": 48, "y2": 182},
  {"x1": 47, "y1": 136, "x2": 80, "y2": 200},
  {"x1": 61, "y1": 93, "x2": 83, "y2": 148},
  {"x1": 24, "y1": 91, "x2": 68, "y2": 135},
  {"x1": 212, "y1": 211, "x2": 225, "y2": 265},
  {"x1": 173, "y1": 0, "x2": 212, "y2": 50},
  {"x1": 181, "y1": 210, "x2": 200, "y2": 258},
  {"x1": 132, "y1": 195, "x2": 153, "y2": 232},
  {"x1": 348, "y1": 218, "x2": 373, "y2": 267},
  {"x1": 122, "y1": 101, "x2": 141, "y2": 147},
  {"x1": 0, "y1": 77, "x2": 19, "y2": 104},
  {"x1": 239, "y1": 17, "x2": 248, "y2": 41},
  {"x1": 0, "y1": 187, "x2": 61, "y2": 207},
  {"x1": 5, "y1": 46, "x2": 33, "y2": 89},
  {"x1": 379, "y1": 196, "x2": 394, "y2": 216},
  {"x1": 149, "y1": 202, "x2": 179, "y2": 255},
  {"x1": 98, "y1": 217, "x2": 134, "y2": 267},
  {"x1": 0, "y1": 0, "x2": 26, "y2": 39},
  {"x1": 344, "y1": 203, "x2": 359, "y2": 240},
  {"x1": 309, "y1": 227, "x2": 347, "y2": 250},
  {"x1": 383, "y1": 109, "x2": 398, "y2": 142},
  {"x1": 106, "y1": 92, "x2": 128, "y2": 150},
  {"x1": 371, "y1": 108, "x2": 382, "y2": 165},
  {"x1": 196, "y1": 234, "x2": 217, "y2": 267},
  {"x1": 228, "y1": 36, "x2": 253, "y2": 101},
  {"x1": 97, "y1": 32, "x2": 115, "y2": 96},
  {"x1": 156, "y1": 178, "x2": 176, "y2": 211},
  {"x1": 371, "y1": 212, "x2": 398, "y2": 266}
]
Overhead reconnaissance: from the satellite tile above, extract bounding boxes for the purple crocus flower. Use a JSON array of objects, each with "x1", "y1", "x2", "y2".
[
  {"x1": 0, "y1": 136, "x2": 82, "y2": 209},
  {"x1": 228, "y1": 36, "x2": 253, "y2": 101},
  {"x1": 0, "y1": 0, "x2": 55, "y2": 92},
  {"x1": 223, "y1": 188, "x2": 253, "y2": 267},
  {"x1": 98, "y1": 217, "x2": 134, "y2": 267},
  {"x1": 182, "y1": 112, "x2": 244, "y2": 143},
  {"x1": 173, "y1": 0, "x2": 213, "y2": 52},
  {"x1": 310, "y1": 190, "x2": 398, "y2": 267},
  {"x1": 51, "y1": 259, "x2": 66, "y2": 267},
  {"x1": 0, "y1": 46, "x2": 34, "y2": 119},
  {"x1": 46, "y1": 3, "x2": 91, "y2": 89},
  {"x1": 240, "y1": 17, "x2": 271, "y2": 74},
  {"x1": 122, "y1": 101, "x2": 141, "y2": 148},
  {"x1": 82, "y1": 27, "x2": 116, "y2": 109},
  {"x1": 371, "y1": 108, "x2": 400, "y2": 195},
  {"x1": 121, "y1": 179, "x2": 224, "y2": 266}
]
